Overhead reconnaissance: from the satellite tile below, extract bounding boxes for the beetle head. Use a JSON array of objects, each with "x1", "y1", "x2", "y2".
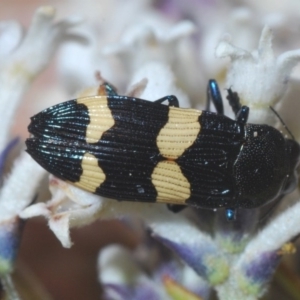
[{"x1": 234, "y1": 124, "x2": 300, "y2": 208}]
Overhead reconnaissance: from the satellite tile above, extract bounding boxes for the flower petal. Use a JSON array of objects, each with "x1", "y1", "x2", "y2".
[
  {"x1": 0, "y1": 6, "x2": 86, "y2": 150},
  {"x1": 0, "y1": 153, "x2": 45, "y2": 222},
  {"x1": 216, "y1": 26, "x2": 300, "y2": 124}
]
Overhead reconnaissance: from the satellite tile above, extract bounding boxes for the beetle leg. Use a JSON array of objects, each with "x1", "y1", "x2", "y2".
[
  {"x1": 167, "y1": 204, "x2": 186, "y2": 213},
  {"x1": 154, "y1": 95, "x2": 179, "y2": 107},
  {"x1": 97, "y1": 82, "x2": 118, "y2": 97},
  {"x1": 226, "y1": 87, "x2": 242, "y2": 116},
  {"x1": 236, "y1": 106, "x2": 249, "y2": 124},
  {"x1": 225, "y1": 208, "x2": 236, "y2": 221},
  {"x1": 206, "y1": 79, "x2": 224, "y2": 115}
]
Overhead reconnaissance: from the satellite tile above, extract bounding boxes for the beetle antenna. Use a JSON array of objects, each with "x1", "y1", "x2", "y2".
[{"x1": 269, "y1": 106, "x2": 295, "y2": 140}]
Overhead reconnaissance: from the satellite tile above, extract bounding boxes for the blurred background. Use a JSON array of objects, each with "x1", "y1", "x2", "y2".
[{"x1": 1, "y1": 0, "x2": 300, "y2": 299}]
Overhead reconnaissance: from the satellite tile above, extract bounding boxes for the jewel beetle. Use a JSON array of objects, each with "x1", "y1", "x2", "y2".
[{"x1": 26, "y1": 80, "x2": 300, "y2": 220}]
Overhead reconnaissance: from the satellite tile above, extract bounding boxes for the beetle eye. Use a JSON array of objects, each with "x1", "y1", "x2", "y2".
[
  {"x1": 282, "y1": 174, "x2": 297, "y2": 194},
  {"x1": 290, "y1": 141, "x2": 300, "y2": 168}
]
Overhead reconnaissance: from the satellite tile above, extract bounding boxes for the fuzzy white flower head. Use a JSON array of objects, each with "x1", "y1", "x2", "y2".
[
  {"x1": 0, "y1": 153, "x2": 45, "y2": 223},
  {"x1": 20, "y1": 176, "x2": 105, "y2": 248},
  {"x1": 216, "y1": 26, "x2": 300, "y2": 124},
  {"x1": 103, "y1": 20, "x2": 195, "y2": 68},
  {"x1": 0, "y1": 4, "x2": 85, "y2": 249},
  {"x1": 0, "y1": 6, "x2": 85, "y2": 151}
]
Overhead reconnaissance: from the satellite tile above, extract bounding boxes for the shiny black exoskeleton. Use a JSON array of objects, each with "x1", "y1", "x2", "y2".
[
  {"x1": 26, "y1": 80, "x2": 300, "y2": 221},
  {"x1": 204, "y1": 80, "x2": 300, "y2": 219},
  {"x1": 169, "y1": 80, "x2": 300, "y2": 220}
]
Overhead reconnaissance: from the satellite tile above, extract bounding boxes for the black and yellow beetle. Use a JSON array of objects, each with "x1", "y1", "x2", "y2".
[{"x1": 26, "y1": 80, "x2": 300, "y2": 220}]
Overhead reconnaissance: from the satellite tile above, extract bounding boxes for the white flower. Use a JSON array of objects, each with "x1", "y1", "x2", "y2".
[
  {"x1": 0, "y1": 6, "x2": 87, "y2": 297},
  {"x1": 0, "y1": 6, "x2": 84, "y2": 150},
  {"x1": 216, "y1": 26, "x2": 300, "y2": 124},
  {"x1": 20, "y1": 176, "x2": 104, "y2": 248},
  {"x1": 9, "y1": 2, "x2": 300, "y2": 300}
]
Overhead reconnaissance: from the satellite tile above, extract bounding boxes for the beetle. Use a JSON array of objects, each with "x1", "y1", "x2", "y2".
[{"x1": 26, "y1": 80, "x2": 300, "y2": 220}]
